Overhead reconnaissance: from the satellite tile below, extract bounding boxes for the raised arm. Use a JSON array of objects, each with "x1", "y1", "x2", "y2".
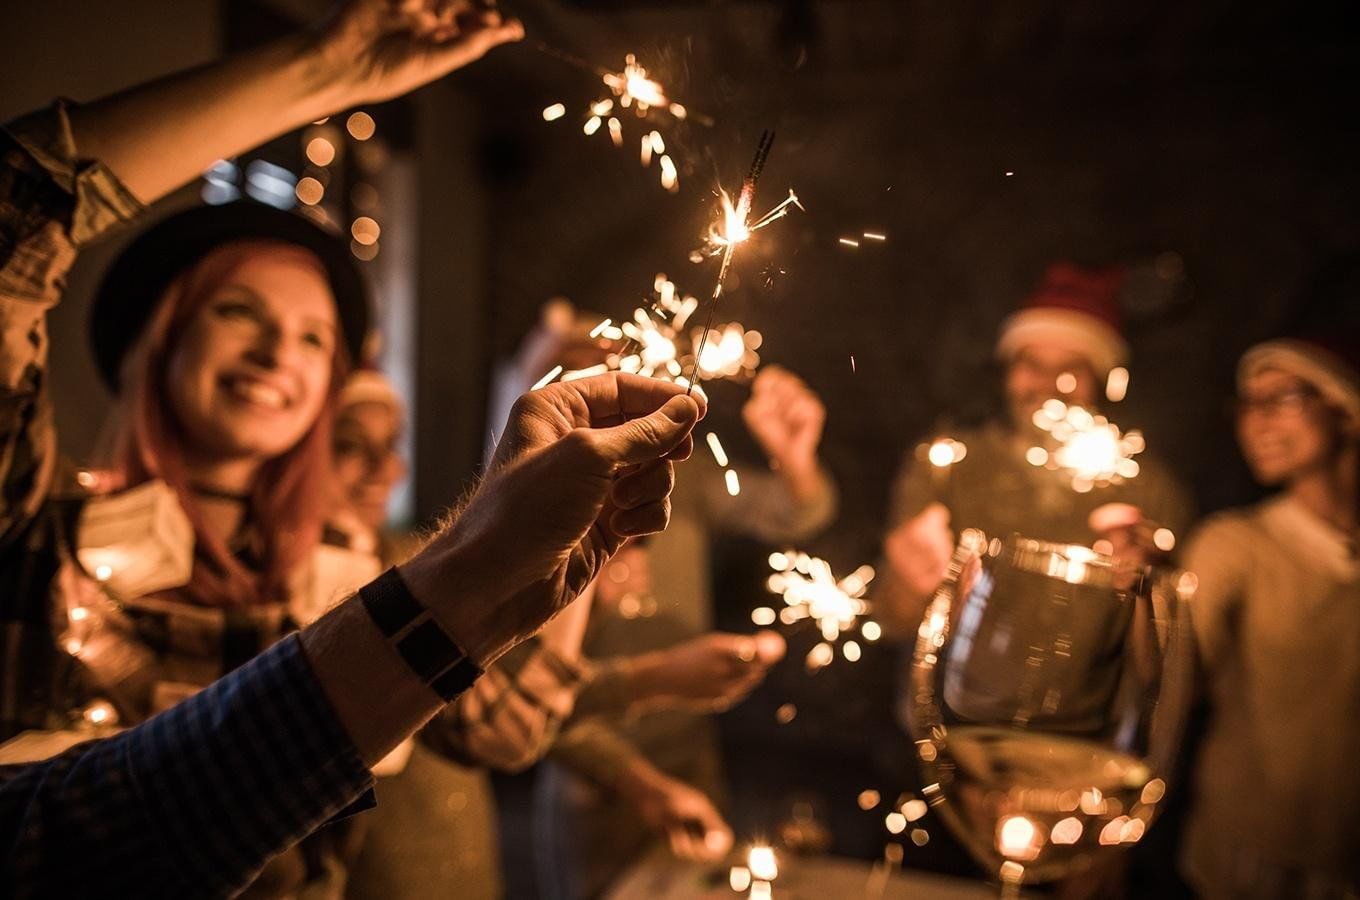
[
  {"x1": 0, "y1": 1, "x2": 521, "y2": 546},
  {"x1": 68, "y1": 1, "x2": 522, "y2": 206}
]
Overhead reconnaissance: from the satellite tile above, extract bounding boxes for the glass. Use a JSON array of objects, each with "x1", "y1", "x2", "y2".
[
  {"x1": 1233, "y1": 385, "x2": 1319, "y2": 418},
  {"x1": 906, "y1": 530, "x2": 1196, "y2": 895}
]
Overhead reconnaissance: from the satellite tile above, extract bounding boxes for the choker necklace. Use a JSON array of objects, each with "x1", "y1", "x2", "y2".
[{"x1": 189, "y1": 483, "x2": 252, "y2": 503}]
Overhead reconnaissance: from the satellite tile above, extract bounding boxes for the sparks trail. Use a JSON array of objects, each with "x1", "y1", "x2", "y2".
[
  {"x1": 534, "y1": 44, "x2": 714, "y2": 191},
  {"x1": 687, "y1": 130, "x2": 778, "y2": 395}
]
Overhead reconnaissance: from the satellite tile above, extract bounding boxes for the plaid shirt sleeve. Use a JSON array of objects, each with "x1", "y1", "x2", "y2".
[
  {"x1": 0, "y1": 633, "x2": 376, "y2": 898},
  {"x1": 0, "y1": 101, "x2": 142, "y2": 547}
]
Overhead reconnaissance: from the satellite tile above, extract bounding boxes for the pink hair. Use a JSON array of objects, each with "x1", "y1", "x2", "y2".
[{"x1": 106, "y1": 239, "x2": 351, "y2": 608}]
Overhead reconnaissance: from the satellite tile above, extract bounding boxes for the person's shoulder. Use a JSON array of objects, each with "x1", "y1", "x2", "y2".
[{"x1": 1185, "y1": 503, "x2": 1269, "y2": 557}]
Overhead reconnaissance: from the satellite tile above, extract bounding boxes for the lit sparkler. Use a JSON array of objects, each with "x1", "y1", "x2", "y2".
[
  {"x1": 757, "y1": 550, "x2": 878, "y2": 672},
  {"x1": 1028, "y1": 399, "x2": 1145, "y2": 492},
  {"x1": 687, "y1": 131, "x2": 803, "y2": 394},
  {"x1": 730, "y1": 844, "x2": 779, "y2": 899},
  {"x1": 534, "y1": 274, "x2": 763, "y2": 392}
]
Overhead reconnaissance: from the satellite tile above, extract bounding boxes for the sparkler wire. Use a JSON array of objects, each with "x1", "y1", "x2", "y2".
[{"x1": 687, "y1": 130, "x2": 775, "y2": 395}]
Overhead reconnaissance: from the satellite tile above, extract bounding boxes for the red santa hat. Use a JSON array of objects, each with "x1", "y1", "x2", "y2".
[
  {"x1": 1239, "y1": 334, "x2": 1360, "y2": 429},
  {"x1": 996, "y1": 263, "x2": 1130, "y2": 376}
]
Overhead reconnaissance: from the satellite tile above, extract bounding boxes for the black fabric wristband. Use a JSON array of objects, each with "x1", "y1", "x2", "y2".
[{"x1": 358, "y1": 567, "x2": 482, "y2": 702}]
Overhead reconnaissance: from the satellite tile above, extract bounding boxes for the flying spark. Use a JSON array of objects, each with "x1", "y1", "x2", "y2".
[{"x1": 536, "y1": 48, "x2": 708, "y2": 192}]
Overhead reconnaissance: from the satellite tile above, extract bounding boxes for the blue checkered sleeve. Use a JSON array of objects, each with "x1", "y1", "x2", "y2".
[{"x1": 0, "y1": 633, "x2": 375, "y2": 898}]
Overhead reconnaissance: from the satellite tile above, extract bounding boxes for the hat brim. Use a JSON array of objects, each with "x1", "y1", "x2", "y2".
[
  {"x1": 1239, "y1": 339, "x2": 1360, "y2": 427},
  {"x1": 91, "y1": 201, "x2": 369, "y2": 391},
  {"x1": 996, "y1": 308, "x2": 1129, "y2": 376}
]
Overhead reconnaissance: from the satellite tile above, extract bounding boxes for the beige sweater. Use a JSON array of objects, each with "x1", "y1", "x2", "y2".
[{"x1": 1183, "y1": 495, "x2": 1360, "y2": 897}]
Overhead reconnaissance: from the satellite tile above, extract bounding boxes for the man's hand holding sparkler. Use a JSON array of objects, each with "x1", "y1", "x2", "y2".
[
  {"x1": 743, "y1": 366, "x2": 828, "y2": 500},
  {"x1": 316, "y1": 0, "x2": 524, "y2": 105},
  {"x1": 618, "y1": 761, "x2": 735, "y2": 863},
  {"x1": 399, "y1": 374, "x2": 705, "y2": 666}
]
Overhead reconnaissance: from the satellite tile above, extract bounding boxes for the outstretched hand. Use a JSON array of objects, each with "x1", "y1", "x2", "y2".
[
  {"x1": 400, "y1": 374, "x2": 706, "y2": 664},
  {"x1": 318, "y1": 0, "x2": 524, "y2": 105},
  {"x1": 632, "y1": 630, "x2": 787, "y2": 713}
]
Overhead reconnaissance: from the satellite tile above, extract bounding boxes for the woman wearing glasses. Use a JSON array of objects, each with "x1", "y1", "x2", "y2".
[{"x1": 1180, "y1": 335, "x2": 1360, "y2": 898}]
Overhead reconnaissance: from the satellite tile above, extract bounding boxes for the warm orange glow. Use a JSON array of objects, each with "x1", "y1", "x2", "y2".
[
  {"x1": 997, "y1": 815, "x2": 1042, "y2": 860},
  {"x1": 351, "y1": 216, "x2": 380, "y2": 245},
  {"x1": 806, "y1": 641, "x2": 834, "y2": 671},
  {"x1": 542, "y1": 103, "x2": 567, "y2": 121},
  {"x1": 659, "y1": 155, "x2": 678, "y2": 192},
  {"x1": 346, "y1": 111, "x2": 376, "y2": 141},
  {"x1": 1106, "y1": 366, "x2": 1130, "y2": 402},
  {"x1": 1051, "y1": 817, "x2": 1083, "y2": 844},
  {"x1": 705, "y1": 432, "x2": 730, "y2": 467},
  {"x1": 607, "y1": 117, "x2": 623, "y2": 146},
  {"x1": 1141, "y1": 778, "x2": 1167, "y2": 805},
  {"x1": 858, "y1": 790, "x2": 881, "y2": 810},
  {"x1": 928, "y1": 440, "x2": 955, "y2": 468},
  {"x1": 710, "y1": 188, "x2": 752, "y2": 247},
  {"x1": 295, "y1": 176, "x2": 324, "y2": 206},
  {"x1": 1099, "y1": 817, "x2": 1128, "y2": 845},
  {"x1": 747, "y1": 845, "x2": 778, "y2": 882},
  {"x1": 725, "y1": 469, "x2": 741, "y2": 496},
  {"x1": 83, "y1": 700, "x2": 117, "y2": 726},
  {"x1": 305, "y1": 137, "x2": 336, "y2": 167},
  {"x1": 602, "y1": 54, "x2": 669, "y2": 110}
]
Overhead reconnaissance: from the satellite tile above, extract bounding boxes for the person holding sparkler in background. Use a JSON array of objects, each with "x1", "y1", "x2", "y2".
[
  {"x1": 876, "y1": 262, "x2": 1192, "y2": 634},
  {"x1": 487, "y1": 304, "x2": 836, "y2": 897},
  {"x1": 872, "y1": 263, "x2": 1192, "y2": 878},
  {"x1": 326, "y1": 368, "x2": 785, "y2": 898},
  {"x1": 1175, "y1": 332, "x2": 1360, "y2": 898}
]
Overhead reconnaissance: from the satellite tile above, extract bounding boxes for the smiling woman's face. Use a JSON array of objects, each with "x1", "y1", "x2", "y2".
[
  {"x1": 1236, "y1": 368, "x2": 1340, "y2": 485},
  {"x1": 165, "y1": 247, "x2": 338, "y2": 464}
]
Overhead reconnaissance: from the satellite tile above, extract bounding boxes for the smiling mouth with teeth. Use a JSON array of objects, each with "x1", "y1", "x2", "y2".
[{"x1": 225, "y1": 377, "x2": 291, "y2": 411}]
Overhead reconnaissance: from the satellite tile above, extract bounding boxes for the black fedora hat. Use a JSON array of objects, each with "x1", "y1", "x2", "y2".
[{"x1": 90, "y1": 201, "x2": 370, "y2": 391}]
